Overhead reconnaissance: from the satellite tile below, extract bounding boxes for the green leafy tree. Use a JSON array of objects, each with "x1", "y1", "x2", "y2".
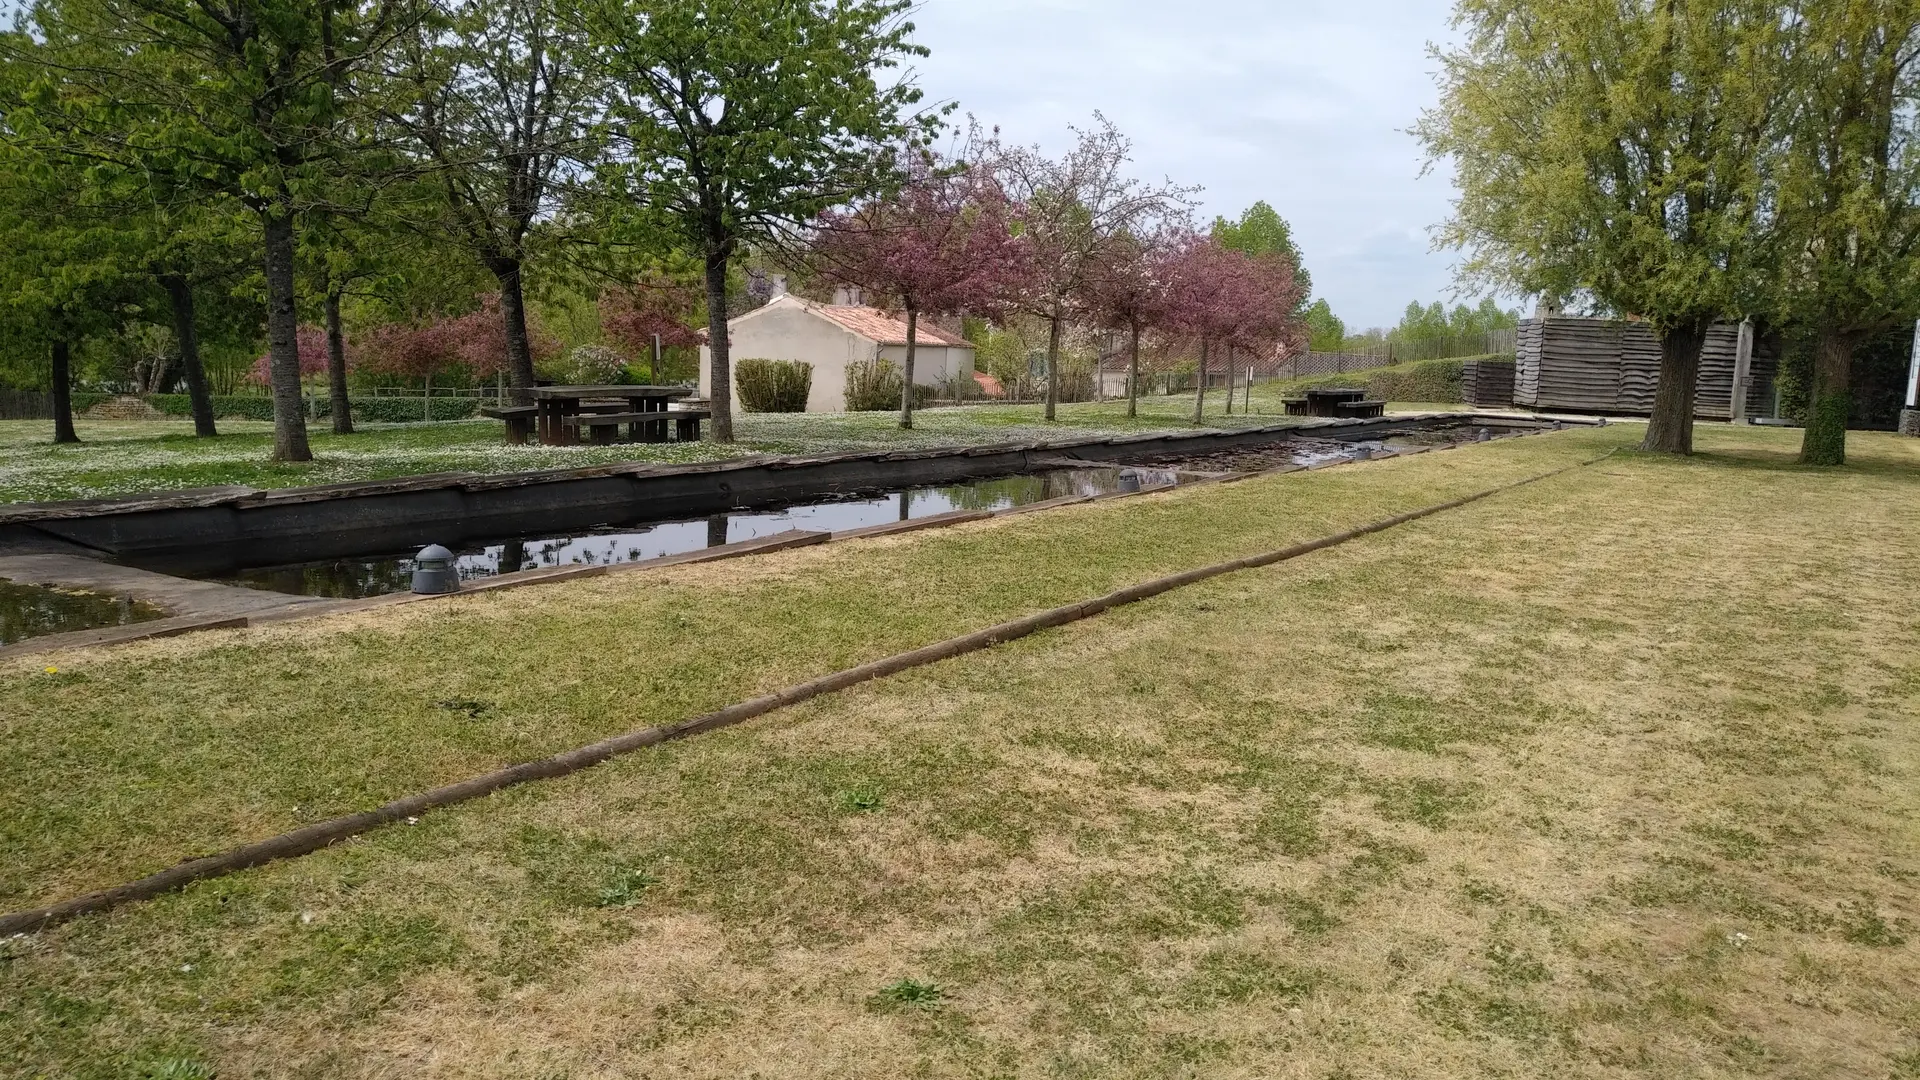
[
  {"x1": 1303, "y1": 298, "x2": 1345, "y2": 351},
  {"x1": 16, "y1": 0, "x2": 422, "y2": 461},
  {"x1": 1418, "y1": 0, "x2": 1785, "y2": 453},
  {"x1": 386, "y1": 0, "x2": 600, "y2": 406},
  {"x1": 1211, "y1": 200, "x2": 1311, "y2": 312},
  {"x1": 1769, "y1": 0, "x2": 1920, "y2": 465},
  {"x1": 572, "y1": 0, "x2": 941, "y2": 442}
]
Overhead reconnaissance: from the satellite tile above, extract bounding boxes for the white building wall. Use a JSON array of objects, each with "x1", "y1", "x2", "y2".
[{"x1": 699, "y1": 301, "x2": 978, "y2": 413}]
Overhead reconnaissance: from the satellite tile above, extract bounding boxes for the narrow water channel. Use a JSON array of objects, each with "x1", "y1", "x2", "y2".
[{"x1": 226, "y1": 465, "x2": 1191, "y2": 599}]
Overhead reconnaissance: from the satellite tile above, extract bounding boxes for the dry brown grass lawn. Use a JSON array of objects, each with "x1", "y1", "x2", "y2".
[{"x1": 2, "y1": 424, "x2": 1917, "y2": 1079}]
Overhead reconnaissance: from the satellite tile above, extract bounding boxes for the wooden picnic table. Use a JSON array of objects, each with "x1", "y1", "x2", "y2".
[{"x1": 529, "y1": 385, "x2": 695, "y2": 446}]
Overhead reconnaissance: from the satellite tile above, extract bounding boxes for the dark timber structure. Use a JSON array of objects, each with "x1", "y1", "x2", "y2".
[{"x1": 1516, "y1": 317, "x2": 1777, "y2": 418}]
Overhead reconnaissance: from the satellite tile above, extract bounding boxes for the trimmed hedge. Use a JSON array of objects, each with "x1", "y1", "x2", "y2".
[
  {"x1": 1268, "y1": 354, "x2": 1506, "y2": 405},
  {"x1": 736, "y1": 359, "x2": 813, "y2": 413},
  {"x1": 144, "y1": 394, "x2": 481, "y2": 423},
  {"x1": 843, "y1": 358, "x2": 937, "y2": 412}
]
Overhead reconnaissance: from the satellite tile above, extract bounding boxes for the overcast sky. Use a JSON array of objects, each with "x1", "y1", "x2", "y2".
[{"x1": 909, "y1": 0, "x2": 1476, "y2": 330}]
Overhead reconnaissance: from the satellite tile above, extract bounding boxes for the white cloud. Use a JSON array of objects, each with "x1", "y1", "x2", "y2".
[{"x1": 908, "y1": 0, "x2": 1493, "y2": 329}]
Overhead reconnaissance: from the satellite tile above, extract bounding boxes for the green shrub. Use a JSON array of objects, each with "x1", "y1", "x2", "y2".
[
  {"x1": 736, "y1": 358, "x2": 813, "y2": 413},
  {"x1": 844, "y1": 357, "x2": 904, "y2": 412},
  {"x1": 1267, "y1": 354, "x2": 1495, "y2": 406}
]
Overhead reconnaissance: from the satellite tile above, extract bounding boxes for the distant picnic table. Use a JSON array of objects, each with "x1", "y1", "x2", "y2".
[
  {"x1": 486, "y1": 385, "x2": 706, "y2": 446},
  {"x1": 1283, "y1": 387, "x2": 1385, "y2": 419}
]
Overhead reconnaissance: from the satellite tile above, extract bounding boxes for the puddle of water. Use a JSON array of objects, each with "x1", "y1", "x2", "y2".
[
  {"x1": 0, "y1": 578, "x2": 167, "y2": 645},
  {"x1": 228, "y1": 466, "x2": 1185, "y2": 599}
]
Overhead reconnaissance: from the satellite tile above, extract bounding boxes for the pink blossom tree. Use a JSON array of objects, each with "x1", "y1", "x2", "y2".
[
  {"x1": 1075, "y1": 225, "x2": 1185, "y2": 418},
  {"x1": 1164, "y1": 238, "x2": 1305, "y2": 423},
  {"x1": 809, "y1": 153, "x2": 1033, "y2": 428},
  {"x1": 248, "y1": 325, "x2": 334, "y2": 387}
]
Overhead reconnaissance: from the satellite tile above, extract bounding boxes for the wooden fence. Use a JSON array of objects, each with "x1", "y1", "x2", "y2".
[{"x1": 0, "y1": 390, "x2": 56, "y2": 421}]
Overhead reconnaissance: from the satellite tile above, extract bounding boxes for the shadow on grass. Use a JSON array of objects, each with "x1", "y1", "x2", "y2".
[{"x1": 1614, "y1": 442, "x2": 1920, "y2": 481}]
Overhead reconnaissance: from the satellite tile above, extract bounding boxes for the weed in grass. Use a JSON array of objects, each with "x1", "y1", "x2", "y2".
[
  {"x1": 871, "y1": 978, "x2": 945, "y2": 1011},
  {"x1": 839, "y1": 787, "x2": 884, "y2": 813},
  {"x1": 434, "y1": 699, "x2": 492, "y2": 719},
  {"x1": 595, "y1": 868, "x2": 660, "y2": 909}
]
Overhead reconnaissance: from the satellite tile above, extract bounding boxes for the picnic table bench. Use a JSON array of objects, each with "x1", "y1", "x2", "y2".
[
  {"x1": 1284, "y1": 387, "x2": 1377, "y2": 418},
  {"x1": 521, "y1": 385, "x2": 698, "y2": 446},
  {"x1": 481, "y1": 405, "x2": 538, "y2": 445}
]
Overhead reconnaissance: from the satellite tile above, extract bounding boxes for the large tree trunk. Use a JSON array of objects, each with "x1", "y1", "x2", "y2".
[
  {"x1": 491, "y1": 258, "x2": 537, "y2": 407},
  {"x1": 1800, "y1": 325, "x2": 1856, "y2": 466},
  {"x1": 704, "y1": 246, "x2": 735, "y2": 443},
  {"x1": 161, "y1": 273, "x2": 217, "y2": 438},
  {"x1": 262, "y1": 209, "x2": 312, "y2": 462},
  {"x1": 1127, "y1": 324, "x2": 1141, "y2": 419},
  {"x1": 900, "y1": 307, "x2": 918, "y2": 430},
  {"x1": 324, "y1": 288, "x2": 354, "y2": 435},
  {"x1": 1642, "y1": 320, "x2": 1709, "y2": 455},
  {"x1": 50, "y1": 339, "x2": 78, "y2": 444},
  {"x1": 1044, "y1": 310, "x2": 1062, "y2": 421},
  {"x1": 1193, "y1": 338, "x2": 1210, "y2": 424}
]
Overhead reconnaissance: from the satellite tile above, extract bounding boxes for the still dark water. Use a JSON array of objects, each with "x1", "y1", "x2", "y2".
[
  {"x1": 228, "y1": 466, "x2": 1189, "y2": 599},
  {"x1": 0, "y1": 579, "x2": 166, "y2": 644}
]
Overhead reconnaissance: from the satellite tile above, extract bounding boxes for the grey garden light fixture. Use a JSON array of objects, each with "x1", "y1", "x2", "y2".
[{"x1": 411, "y1": 544, "x2": 461, "y2": 595}]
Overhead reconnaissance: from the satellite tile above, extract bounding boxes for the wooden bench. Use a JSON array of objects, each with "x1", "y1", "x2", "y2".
[
  {"x1": 1282, "y1": 398, "x2": 1311, "y2": 416},
  {"x1": 1333, "y1": 399, "x2": 1386, "y2": 419},
  {"x1": 562, "y1": 408, "x2": 711, "y2": 443},
  {"x1": 668, "y1": 408, "x2": 710, "y2": 442},
  {"x1": 481, "y1": 405, "x2": 538, "y2": 445}
]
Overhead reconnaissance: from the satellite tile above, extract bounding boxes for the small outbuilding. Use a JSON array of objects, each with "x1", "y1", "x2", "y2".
[{"x1": 699, "y1": 295, "x2": 977, "y2": 414}]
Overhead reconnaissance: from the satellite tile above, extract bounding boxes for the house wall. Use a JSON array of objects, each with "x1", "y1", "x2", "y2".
[
  {"x1": 700, "y1": 305, "x2": 976, "y2": 412},
  {"x1": 699, "y1": 303, "x2": 864, "y2": 414},
  {"x1": 876, "y1": 344, "x2": 974, "y2": 390}
]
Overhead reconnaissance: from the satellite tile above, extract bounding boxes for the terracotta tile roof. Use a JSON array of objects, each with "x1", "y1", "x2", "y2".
[{"x1": 813, "y1": 304, "x2": 975, "y2": 348}]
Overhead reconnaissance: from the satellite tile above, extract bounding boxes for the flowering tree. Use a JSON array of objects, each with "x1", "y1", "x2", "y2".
[
  {"x1": 358, "y1": 295, "x2": 561, "y2": 400},
  {"x1": 1075, "y1": 225, "x2": 1184, "y2": 418},
  {"x1": 1164, "y1": 238, "x2": 1305, "y2": 422},
  {"x1": 599, "y1": 275, "x2": 705, "y2": 382},
  {"x1": 809, "y1": 153, "x2": 1031, "y2": 428},
  {"x1": 247, "y1": 325, "x2": 334, "y2": 386},
  {"x1": 990, "y1": 115, "x2": 1198, "y2": 420}
]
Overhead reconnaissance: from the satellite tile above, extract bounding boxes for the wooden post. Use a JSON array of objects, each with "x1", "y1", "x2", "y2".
[
  {"x1": 1906, "y1": 318, "x2": 1919, "y2": 410},
  {"x1": 1731, "y1": 317, "x2": 1754, "y2": 422}
]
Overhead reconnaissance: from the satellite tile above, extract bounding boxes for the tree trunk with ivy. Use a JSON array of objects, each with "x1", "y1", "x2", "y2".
[{"x1": 1799, "y1": 327, "x2": 1857, "y2": 465}]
